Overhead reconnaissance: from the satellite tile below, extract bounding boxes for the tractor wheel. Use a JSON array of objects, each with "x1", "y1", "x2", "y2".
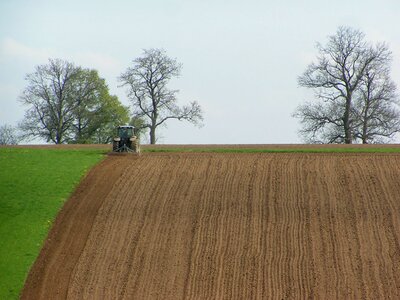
[
  {"x1": 112, "y1": 141, "x2": 119, "y2": 152},
  {"x1": 133, "y1": 140, "x2": 140, "y2": 154}
]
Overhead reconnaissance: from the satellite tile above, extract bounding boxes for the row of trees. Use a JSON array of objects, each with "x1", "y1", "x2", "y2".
[
  {"x1": 4, "y1": 28, "x2": 399, "y2": 145},
  {"x1": 295, "y1": 26, "x2": 400, "y2": 144},
  {"x1": 9, "y1": 49, "x2": 203, "y2": 145}
]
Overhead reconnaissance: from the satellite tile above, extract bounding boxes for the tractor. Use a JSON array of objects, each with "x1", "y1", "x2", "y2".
[{"x1": 112, "y1": 125, "x2": 140, "y2": 153}]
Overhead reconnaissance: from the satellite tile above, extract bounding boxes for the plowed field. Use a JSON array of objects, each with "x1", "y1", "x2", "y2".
[{"x1": 22, "y1": 153, "x2": 400, "y2": 299}]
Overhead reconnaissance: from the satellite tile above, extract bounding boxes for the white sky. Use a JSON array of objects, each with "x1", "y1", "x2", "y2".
[{"x1": 1, "y1": 0, "x2": 400, "y2": 144}]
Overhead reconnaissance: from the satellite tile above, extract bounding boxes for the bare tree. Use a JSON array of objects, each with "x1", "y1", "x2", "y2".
[
  {"x1": 20, "y1": 59, "x2": 80, "y2": 144},
  {"x1": 352, "y1": 60, "x2": 400, "y2": 143},
  {"x1": 119, "y1": 48, "x2": 203, "y2": 144},
  {"x1": 0, "y1": 124, "x2": 20, "y2": 145},
  {"x1": 295, "y1": 26, "x2": 396, "y2": 144}
]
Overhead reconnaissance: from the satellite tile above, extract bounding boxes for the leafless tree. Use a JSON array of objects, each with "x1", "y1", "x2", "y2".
[
  {"x1": 20, "y1": 59, "x2": 80, "y2": 144},
  {"x1": 0, "y1": 124, "x2": 20, "y2": 145},
  {"x1": 295, "y1": 26, "x2": 397, "y2": 144},
  {"x1": 352, "y1": 60, "x2": 400, "y2": 143},
  {"x1": 119, "y1": 48, "x2": 203, "y2": 144}
]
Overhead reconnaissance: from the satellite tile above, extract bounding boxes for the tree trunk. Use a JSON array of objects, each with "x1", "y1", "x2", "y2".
[
  {"x1": 77, "y1": 119, "x2": 83, "y2": 143},
  {"x1": 150, "y1": 126, "x2": 156, "y2": 144},
  {"x1": 343, "y1": 96, "x2": 352, "y2": 144},
  {"x1": 343, "y1": 116, "x2": 352, "y2": 144},
  {"x1": 56, "y1": 132, "x2": 61, "y2": 144},
  {"x1": 150, "y1": 109, "x2": 157, "y2": 144},
  {"x1": 362, "y1": 86, "x2": 371, "y2": 144},
  {"x1": 344, "y1": 125, "x2": 352, "y2": 144},
  {"x1": 362, "y1": 115, "x2": 368, "y2": 144}
]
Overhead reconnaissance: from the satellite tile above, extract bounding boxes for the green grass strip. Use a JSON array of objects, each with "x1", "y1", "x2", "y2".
[{"x1": 0, "y1": 148, "x2": 104, "y2": 299}]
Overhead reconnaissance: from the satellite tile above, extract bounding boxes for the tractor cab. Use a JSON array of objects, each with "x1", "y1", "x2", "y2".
[{"x1": 118, "y1": 126, "x2": 134, "y2": 140}]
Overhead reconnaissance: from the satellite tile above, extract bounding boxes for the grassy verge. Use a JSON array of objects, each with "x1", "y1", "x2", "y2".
[
  {"x1": 0, "y1": 148, "x2": 105, "y2": 299},
  {"x1": 143, "y1": 147, "x2": 400, "y2": 153}
]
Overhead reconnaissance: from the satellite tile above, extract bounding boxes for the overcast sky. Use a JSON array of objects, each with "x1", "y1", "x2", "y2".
[{"x1": 1, "y1": 0, "x2": 400, "y2": 144}]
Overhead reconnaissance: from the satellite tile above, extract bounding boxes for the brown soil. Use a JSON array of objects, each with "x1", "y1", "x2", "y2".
[{"x1": 21, "y1": 153, "x2": 400, "y2": 299}]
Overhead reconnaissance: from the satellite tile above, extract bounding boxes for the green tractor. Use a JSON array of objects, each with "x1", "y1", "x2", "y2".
[{"x1": 112, "y1": 125, "x2": 140, "y2": 153}]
